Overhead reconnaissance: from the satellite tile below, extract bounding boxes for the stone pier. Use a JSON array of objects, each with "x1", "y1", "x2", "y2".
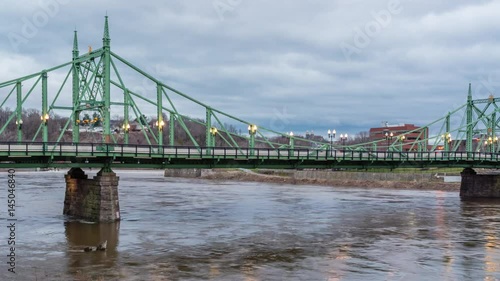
[
  {"x1": 460, "y1": 168, "x2": 500, "y2": 198},
  {"x1": 64, "y1": 167, "x2": 120, "y2": 222}
]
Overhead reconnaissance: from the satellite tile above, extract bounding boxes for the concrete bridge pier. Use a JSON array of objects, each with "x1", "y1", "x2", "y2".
[
  {"x1": 460, "y1": 168, "x2": 500, "y2": 198},
  {"x1": 64, "y1": 167, "x2": 120, "y2": 222}
]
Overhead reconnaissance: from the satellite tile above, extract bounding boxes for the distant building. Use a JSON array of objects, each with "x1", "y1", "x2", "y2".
[
  {"x1": 305, "y1": 130, "x2": 324, "y2": 142},
  {"x1": 369, "y1": 123, "x2": 428, "y2": 151}
]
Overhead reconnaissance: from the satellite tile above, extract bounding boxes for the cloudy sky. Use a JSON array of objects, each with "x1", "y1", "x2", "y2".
[{"x1": 1, "y1": 0, "x2": 500, "y2": 138}]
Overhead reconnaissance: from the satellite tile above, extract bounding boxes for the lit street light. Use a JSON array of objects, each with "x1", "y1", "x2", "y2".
[
  {"x1": 327, "y1": 129, "x2": 336, "y2": 156},
  {"x1": 41, "y1": 113, "x2": 49, "y2": 125},
  {"x1": 122, "y1": 123, "x2": 130, "y2": 133},
  {"x1": 484, "y1": 135, "x2": 498, "y2": 153},
  {"x1": 210, "y1": 127, "x2": 218, "y2": 147},
  {"x1": 155, "y1": 120, "x2": 165, "y2": 131},
  {"x1": 441, "y1": 132, "x2": 451, "y2": 151},
  {"x1": 248, "y1": 124, "x2": 257, "y2": 156},
  {"x1": 340, "y1": 133, "x2": 348, "y2": 146},
  {"x1": 384, "y1": 131, "x2": 393, "y2": 148},
  {"x1": 398, "y1": 135, "x2": 406, "y2": 151},
  {"x1": 289, "y1": 131, "x2": 294, "y2": 152},
  {"x1": 15, "y1": 119, "x2": 23, "y2": 130}
]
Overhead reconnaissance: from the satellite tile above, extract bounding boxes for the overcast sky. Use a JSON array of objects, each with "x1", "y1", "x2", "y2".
[{"x1": 1, "y1": 0, "x2": 500, "y2": 138}]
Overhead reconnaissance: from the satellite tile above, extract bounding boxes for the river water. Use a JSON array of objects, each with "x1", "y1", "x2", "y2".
[{"x1": 1, "y1": 170, "x2": 499, "y2": 280}]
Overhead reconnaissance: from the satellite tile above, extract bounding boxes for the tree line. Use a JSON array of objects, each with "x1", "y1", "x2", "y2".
[{"x1": 0, "y1": 107, "x2": 370, "y2": 147}]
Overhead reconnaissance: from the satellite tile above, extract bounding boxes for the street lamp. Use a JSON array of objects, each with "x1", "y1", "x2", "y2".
[
  {"x1": 122, "y1": 123, "x2": 130, "y2": 133},
  {"x1": 398, "y1": 135, "x2": 406, "y2": 151},
  {"x1": 327, "y1": 129, "x2": 336, "y2": 156},
  {"x1": 384, "y1": 131, "x2": 393, "y2": 147},
  {"x1": 248, "y1": 124, "x2": 257, "y2": 135},
  {"x1": 156, "y1": 120, "x2": 165, "y2": 131},
  {"x1": 441, "y1": 132, "x2": 452, "y2": 151},
  {"x1": 41, "y1": 113, "x2": 49, "y2": 125},
  {"x1": 289, "y1": 131, "x2": 294, "y2": 150},
  {"x1": 340, "y1": 133, "x2": 348, "y2": 146},
  {"x1": 441, "y1": 132, "x2": 452, "y2": 143},
  {"x1": 15, "y1": 119, "x2": 23, "y2": 130},
  {"x1": 248, "y1": 124, "x2": 257, "y2": 155},
  {"x1": 484, "y1": 135, "x2": 498, "y2": 152},
  {"x1": 210, "y1": 127, "x2": 218, "y2": 147},
  {"x1": 210, "y1": 127, "x2": 218, "y2": 136}
]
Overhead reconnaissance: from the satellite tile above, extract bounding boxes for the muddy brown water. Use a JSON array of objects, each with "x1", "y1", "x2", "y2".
[{"x1": 1, "y1": 170, "x2": 499, "y2": 280}]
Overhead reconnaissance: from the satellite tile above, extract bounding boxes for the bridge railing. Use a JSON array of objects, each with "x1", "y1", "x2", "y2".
[{"x1": 0, "y1": 142, "x2": 499, "y2": 164}]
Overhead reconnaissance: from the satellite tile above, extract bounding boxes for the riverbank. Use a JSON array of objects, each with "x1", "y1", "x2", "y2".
[{"x1": 198, "y1": 169, "x2": 461, "y2": 191}]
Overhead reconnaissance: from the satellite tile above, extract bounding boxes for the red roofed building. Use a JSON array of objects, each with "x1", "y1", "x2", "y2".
[{"x1": 369, "y1": 123, "x2": 428, "y2": 151}]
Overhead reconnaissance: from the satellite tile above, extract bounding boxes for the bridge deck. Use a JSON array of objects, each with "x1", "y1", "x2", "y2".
[{"x1": 0, "y1": 142, "x2": 498, "y2": 169}]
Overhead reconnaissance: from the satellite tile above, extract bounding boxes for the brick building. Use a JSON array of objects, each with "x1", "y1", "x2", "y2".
[{"x1": 369, "y1": 123, "x2": 428, "y2": 151}]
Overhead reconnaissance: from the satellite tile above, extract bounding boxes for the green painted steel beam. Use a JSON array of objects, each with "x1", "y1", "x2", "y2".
[
  {"x1": 127, "y1": 93, "x2": 157, "y2": 146},
  {"x1": 444, "y1": 113, "x2": 450, "y2": 151},
  {"x1": 206, "y1": 107, "x2": 212, "y2": 149},
  {"x1": 157, "y1": 84, "x2": 163, "y2": 147},
  {"x1": 110, "y1": 81, "x2": 197, "y2": 148},
  {"x1": 492, "y1": 112, "x2": 496, "y2": 153},
  {"x1": 102, "y1": 16, "x2": 111, "y2": 143},
  {"x1": 71, "y1": 49, "x2": 104, "y2": 64},
  {"x1": 1, "y1": 141, "x2": 500, "y2": 169},
  {"x1": 42, "y1": 72, "x2": 48, "y2": 142},
  {"x1": 124, "y1": 89, "x2": 130, "y2": 145},
  {"x1": 72, "y1": 30, "x2": 80, "y2": 144},
  {"x1": 52, "y1": 106, "x2": 73, "y2": 110},
  {"x1": 16, "y1": 82, "x2": 22, "y2": 142},
  {"x1": 169, "y1": 112, "x2": 175, "y2": 146},
  {"x1": 0, "y1": 85, "x2": 16, "y2": 108},
  {"x1": 0, "y1": 61, "x2": 71, "y2": 88}
]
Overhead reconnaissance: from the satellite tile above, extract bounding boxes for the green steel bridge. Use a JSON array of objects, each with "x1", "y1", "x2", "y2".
[{"x1": 2, "y1": 17, "x2": 500, "y2": 171}]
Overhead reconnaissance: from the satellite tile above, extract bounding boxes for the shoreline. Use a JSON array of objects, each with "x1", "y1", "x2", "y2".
[{"x1": 199, "y1": 169, "x2": 461, "y2": 192}]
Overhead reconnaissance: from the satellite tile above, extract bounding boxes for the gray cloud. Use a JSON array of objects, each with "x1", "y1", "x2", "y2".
[{"x1": 1, "y1": 0, "x2": 499, "y2": 138}]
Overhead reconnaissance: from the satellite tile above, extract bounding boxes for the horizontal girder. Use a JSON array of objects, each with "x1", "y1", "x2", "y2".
[{"x1": 0, "y1": 142, "x2": 499, "y2": 169}]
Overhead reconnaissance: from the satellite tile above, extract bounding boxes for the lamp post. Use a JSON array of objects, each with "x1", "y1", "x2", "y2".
[
  {"x1": 15, "y1": 119, "x2": 23, "y2": 143},
  {"x1": 210, "y1": 127, "x2": 218, "y2": 147},
  {"x1": 122, "y1": 123, "x2": 130, "y2": 132},
  {"x1": 384, "y1": 131, "x2": 393, "y2": 149},
  {"x1": 441, "y1": 132, "x2": 451, "y2": 151},
  {"x1": 122, "y1": 123, "x2": 130, "y2": 145},
  {"x1": 289, "y1": 132, "x2": 294, "y2": 155},
  {"x1": 154, "y1": 119, "x2": 165, "y2": 153},
  {"x1": 156, "y1": 119, "x2": 165, "y2": 146},
  {"x1": 340, "y1": 134, "x2": 348, "y2": 146},
  {"x1": 327, "y1": 129, "x2": 336, "y2": 157},
  {"x1": 41, "y1": 113, "x2": 49, "y2": 124},
  {"x1": 15, "y1": 119, "x2": 23, "y2": 130},
  {"x1": 155, "y1": 120, "x2": 165, "y2": 129},
  {"x1": 248, "y1": 124, "x2": 257, "y2": 156},
  {"x1": 484, "y1": 135, "x2": 498, "y2": 153},
  {"x1": 41, "y1": 113, "x2": 50, "y2": 143},
  {"x1": 398, "y1": 135, "x2": 406, "y2": 151}
]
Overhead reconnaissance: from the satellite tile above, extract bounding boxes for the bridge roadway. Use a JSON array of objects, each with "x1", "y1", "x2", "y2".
[{"x1": 0, "y1": 142, "x2": 499, "y2": 169}]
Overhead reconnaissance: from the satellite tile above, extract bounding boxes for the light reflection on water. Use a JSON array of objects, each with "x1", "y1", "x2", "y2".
[{"x1": 1, "y1": 170, "x2": 499, "y2": 280}]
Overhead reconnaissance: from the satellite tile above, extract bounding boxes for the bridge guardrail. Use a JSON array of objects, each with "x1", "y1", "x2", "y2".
[{"x1": 0, "y1": 142, "x2": 499, "y2": 164}]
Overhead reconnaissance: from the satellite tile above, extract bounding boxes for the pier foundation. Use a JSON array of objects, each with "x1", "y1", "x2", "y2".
[
  {"x1": 64, "y1": 167, "x2": 120, "y2": 222},
  {"x1": 460, "y1": 168, "x2": 500, "y2": 198}
]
